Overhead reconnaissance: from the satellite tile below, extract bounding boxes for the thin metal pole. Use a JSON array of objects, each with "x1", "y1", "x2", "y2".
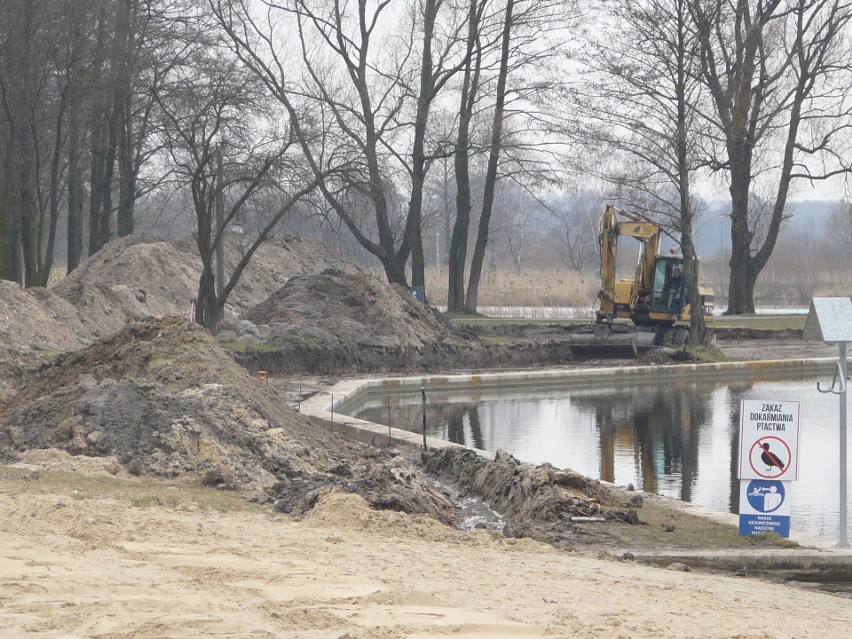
[
  {"x1": 387, "y1": 394, "x2": 392, "y2": 446},
  {"x1": 840, "y1": 342, "x2": 849, "y2": 548},
  {"x1": 330, "y1": 394, "x2": 334, "y2": 435},
  {"x1": 421, "y1": 387, "x2": 428, "y2": 451}
]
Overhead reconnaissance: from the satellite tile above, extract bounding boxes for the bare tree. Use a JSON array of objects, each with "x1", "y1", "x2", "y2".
[
  {"x1": 210, "y1": 0, "x2": 473, "y2": 292},
  {"x1": 154, "y1": 43, "x2": 320, "y2": 330},
  {"x1": 691, "y1": 0, "x2": 852, "y2": 314},
  {"x1": 0, "y1": 0, "x2": 44, "y2": 285},
  {"x1": 464, "y1": 0, "x2": 515, "y2": 312},
  {"x1": 449, "y1": 0, "x2": 575, "y2": 312},
  {"x1": 547, "y1": 191, "x2": 600, "y2": 274},
  {"x1": 88, "y1": 0, "x2": 163, "y2": 257},
  {"x1": 828, "y1": 197, "x2": 852, "y2": 267},
  {"x1": 447, "y1": 0, "x2": 488, "y2": 311},
  {"x1": 574, "y1": 0, "x2": 710, "y2": 343},
  {"x1": 0, "y1": 0, "x2": 92, "y2": 286},
  {"x1": 0, "y1": 0, "x2": 176, "y2": 283}
]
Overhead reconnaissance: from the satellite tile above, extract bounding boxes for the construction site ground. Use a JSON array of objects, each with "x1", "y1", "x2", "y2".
[{"x1": 1, "y1": 235, "x2": 849, "y2": 637}]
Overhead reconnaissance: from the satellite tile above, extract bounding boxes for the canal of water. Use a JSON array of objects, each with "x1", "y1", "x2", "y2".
[{"x1": 350, "y1": 372, "x2": 850, "y2": 542}]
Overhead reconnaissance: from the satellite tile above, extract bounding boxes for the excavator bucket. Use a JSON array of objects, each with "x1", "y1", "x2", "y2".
[{"x1": 568, "y1": 331, "x2": 657, "y2": 360}]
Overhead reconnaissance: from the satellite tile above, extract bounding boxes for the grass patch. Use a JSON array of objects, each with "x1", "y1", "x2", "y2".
[
  {"x1": 220, "y1": 339, "x2": 279, "y2": 354},
  {"x1": 598, "y1": 497, "x2": 799, "y2": 551},
  {"x1": 713, "y1": 315, "x2": 806, "y2": 330},
  {"x1": 0, "y1": 465, "x2": 262, "y2": 514},
  {"x1": 689, "y1": 345, "x2": 729, "y2": 363}
]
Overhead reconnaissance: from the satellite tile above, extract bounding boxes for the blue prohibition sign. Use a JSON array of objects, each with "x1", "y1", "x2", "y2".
[{"x1": 745, "y1": 480, "x2": 786, "y2": 513}]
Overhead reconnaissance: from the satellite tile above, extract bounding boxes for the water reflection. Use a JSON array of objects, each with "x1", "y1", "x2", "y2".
[
  {"x1": 578, "y1": 385, "x2": 706, "y2": 501},
  {"x1": 351, "y1": 373, "x2": 850, "y2": 541}
]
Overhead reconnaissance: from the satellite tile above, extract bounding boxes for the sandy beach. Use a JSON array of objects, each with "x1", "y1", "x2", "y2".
[{"x1": 1, "y1": 452, "x2": 848, "y2": 639}]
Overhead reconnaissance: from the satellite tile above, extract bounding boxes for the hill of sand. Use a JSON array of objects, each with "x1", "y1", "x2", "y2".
[{"x1": 0, "y1": 234, "x2": 357, "y2": 362}]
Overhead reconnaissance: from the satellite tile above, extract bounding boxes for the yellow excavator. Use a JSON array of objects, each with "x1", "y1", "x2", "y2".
[{"x1": 594, "y1": 205, "x2": 714, "y2": 347}]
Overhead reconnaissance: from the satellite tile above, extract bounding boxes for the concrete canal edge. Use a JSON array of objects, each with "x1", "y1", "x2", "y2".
[
  {"x1": 299, "y1": 357, "x2": 837, "y2": 461},
  {"x1": 299, "y1": 357, "x2": 852, "y2": 569}
]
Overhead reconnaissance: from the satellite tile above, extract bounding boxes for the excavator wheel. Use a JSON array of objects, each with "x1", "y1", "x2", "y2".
[{"x1": 672, "y1": 328, "x2": 689, "y2": 348}]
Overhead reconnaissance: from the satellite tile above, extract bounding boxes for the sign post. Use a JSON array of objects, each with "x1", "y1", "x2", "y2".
[
  {"x1": 803, "y1": 297, "x2": 852, "y2": 548},
  {"x1": 841, "y1": 341, "x2": 848, "y2": 547}
]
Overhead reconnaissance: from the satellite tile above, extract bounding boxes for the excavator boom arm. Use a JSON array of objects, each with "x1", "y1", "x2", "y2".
[{"x1": 598, "y1": 205, "x2": 661, "y2": 315}]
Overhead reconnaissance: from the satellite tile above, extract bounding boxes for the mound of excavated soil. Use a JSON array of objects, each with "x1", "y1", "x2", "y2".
[
  {"x1": 0, "y1": 281, "x2": 93, "y2": 361},
  {"x1": 0, "y1": 315, "x2": 454, "y2": 522},
  {"x1": 246, "y1": 269, "x2": 457, "y2": 348},
  {"x1": 237, "y1": 270, "x2": 586, "y2": 375},
  {"x1": 0, "y1": 234, "x2": 358, "y2": 364},
  {"x1": 52, "y1": 234, "x2": 356, "y2": 337},
  {"x1": 237, "y1": 271, "x2": 584, "y2": 374},
  {"x1": 423, "y1": 447, "x2": 640, "y2": 548}
]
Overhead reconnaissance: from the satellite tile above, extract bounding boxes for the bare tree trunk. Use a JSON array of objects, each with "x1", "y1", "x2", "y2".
[
  {"x1": 405, "y1": 0, "x2": 439, "y2": 292},
  {"x1": 88, "y1": 6, "x2": 110, "y2": 256},
  {"x1": 34, "y1": 89, "x2": 68, "y2": 287},
  {"x1": 447, "y1": 115, "x2": 472, "y2": 311},
  {"x1": 88, "y1": 120, "x2": 109, "y2": 254},
  {"x1": 67, "y1": 103, "x2": 84, "y2": 272},
  {"x1": 65, "y1": 3, "x2": 86, "y2": 273},
  {"x1": 99, "y1": 105, "x2": 118, "y2": 245},
  {"x1": 215, "y1": 151, "x2": 225, "y2": 332},
  {"x1": 0, "y1": 127, "x2": 13, "y2": 281},
  {"x1": 116, "y1": 0, "x2": 137, "y2": 238},
  {"x1": 465, "y1": 0, "x2": 513, "y2": 313},
  {"x1": 17, "y1": 122, "x2": 35, "y2": 286},
  {"x1": 726, "y1": 160, "x2": 755, "y2": 314},
  {"x1": 447, "y1": 0, "x2": 480, "y2": 312},
  {"x1": 117, "y1": 97, "x2": 136, "y2": 239}
]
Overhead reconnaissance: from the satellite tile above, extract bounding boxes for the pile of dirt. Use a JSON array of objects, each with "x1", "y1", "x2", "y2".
[
  {"x1": 246, "y1": 269, "x2": 458, "y2": 348},
  {"x1": 423, "y1": 447, "x2": 641, "y2": 549},
  {"x1": 0, "y1": 281, "x2": 93, "y2": 361},
  {"x1": 0, "y1": 315, "x2": 454, "y2": 523},
  {"x1": 0, "y1": 233, "x2": 358, "y2": 372},
  {"x1": 237, "y1": 269, "x2": 586, "y2": 374},
  {"x1": 50, "y1": 234, "x2": 356, "y2": 339}
]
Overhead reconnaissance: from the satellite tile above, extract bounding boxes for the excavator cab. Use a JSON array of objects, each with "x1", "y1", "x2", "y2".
[{"x1": 650, "y1": 257, "x2": 686, "y2": 314}]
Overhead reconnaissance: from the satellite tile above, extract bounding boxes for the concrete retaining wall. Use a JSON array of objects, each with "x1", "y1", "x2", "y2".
[{"x1": 300, "y1": 358, "x2": 836, "y2": 457}]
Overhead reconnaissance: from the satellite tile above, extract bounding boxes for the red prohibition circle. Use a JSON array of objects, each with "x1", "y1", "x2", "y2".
[{"x1": 748, "y1": 436, "x2": 791, "y2": 479}]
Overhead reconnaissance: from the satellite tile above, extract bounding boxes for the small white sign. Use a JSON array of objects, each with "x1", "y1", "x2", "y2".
[{"x1": 739, "y1": 400, "x2": 800, "y2": 480}]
